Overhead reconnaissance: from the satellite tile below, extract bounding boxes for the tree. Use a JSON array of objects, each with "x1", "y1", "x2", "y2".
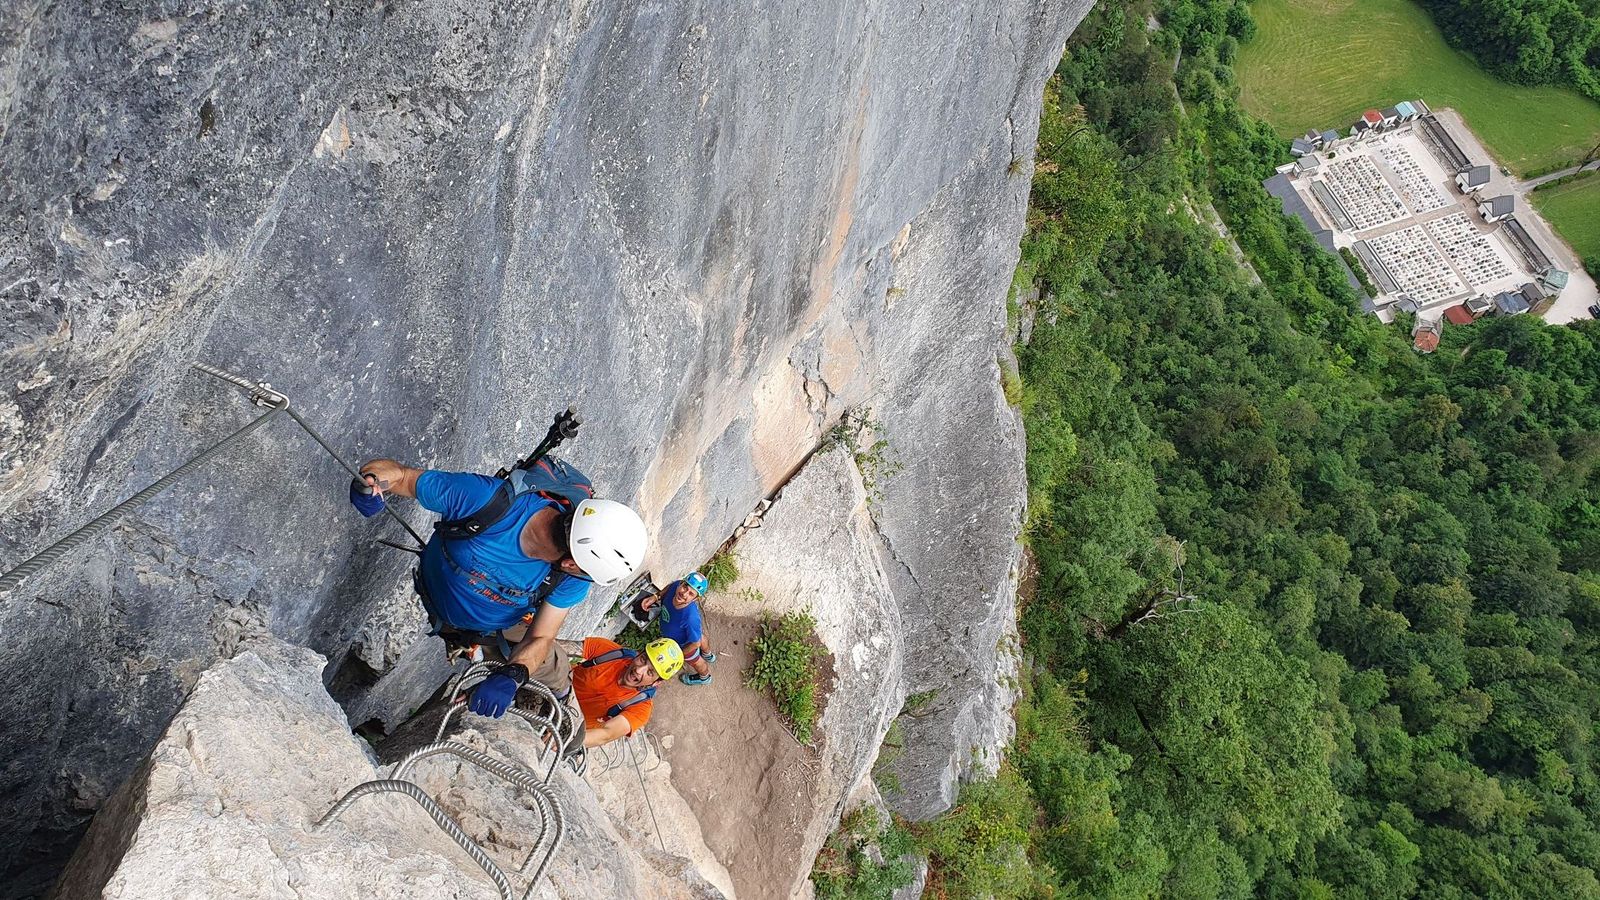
[{"x1": 1091, "y1": 604, "x2": 1341, "y2": 862}]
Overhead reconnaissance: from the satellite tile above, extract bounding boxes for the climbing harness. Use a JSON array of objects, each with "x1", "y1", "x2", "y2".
[
  {"x1": 0, "y1": 362, "x2": 426, "y2": 597},
  {"x1": 317, "y1": 658, "x2": 585, "y2": 898}
]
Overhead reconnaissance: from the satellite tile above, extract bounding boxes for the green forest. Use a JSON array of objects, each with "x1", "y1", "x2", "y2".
[
  {"x1": 1416, "y1": 0, "x2": 1600, "y2": 105},
  {"x1": 913, "y1": 0, "x2": 1600, "y2": 896}
]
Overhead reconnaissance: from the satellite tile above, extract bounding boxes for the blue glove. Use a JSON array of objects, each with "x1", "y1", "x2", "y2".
[
  {"x1": 468, "y1": 673, "x2": 520, "y2": 718},
  {"x1": 349, "y1": 477, "x2": 386, "y2": 517}
]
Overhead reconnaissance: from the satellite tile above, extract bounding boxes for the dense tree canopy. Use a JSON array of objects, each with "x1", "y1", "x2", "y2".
[
  {"x1": 1417, "y1": 0, "x2": 1600, "y2": 108},
  {"x1": 994, "y1": 0, "x2": 1600, "y2": 896}
]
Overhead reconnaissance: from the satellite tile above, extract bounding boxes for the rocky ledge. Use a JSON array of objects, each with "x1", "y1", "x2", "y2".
[{"x1": 49, "y1": 638, "x2": 724, "y2": 900}]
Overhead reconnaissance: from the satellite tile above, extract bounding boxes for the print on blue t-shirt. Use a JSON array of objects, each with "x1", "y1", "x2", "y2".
[
  {"x1": 656, "y1": 581, "x2": 704, "y2": 648},
  {"x1": 416, "y1": 470, "x2": 590, "y2": 633}
]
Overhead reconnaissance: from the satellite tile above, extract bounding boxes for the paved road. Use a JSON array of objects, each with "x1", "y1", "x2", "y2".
[
  {"x1": 1507, "y1": 161, "x2": 1599, "y2": 324},
  {"x1": 1521, "y1": 161, "x2": 1600, "y2": 190}
]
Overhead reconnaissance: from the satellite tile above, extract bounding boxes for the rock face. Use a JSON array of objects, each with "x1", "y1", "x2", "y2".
[
  {"x1": 50, "y1": 637, "x2": 725, "y2": 900},
  {"x1": 0, "y1": 0, "x2": 1089, "y2": 892},
  {"x1": 682, "y1": 446, "x2": 905, "y2": 898}
]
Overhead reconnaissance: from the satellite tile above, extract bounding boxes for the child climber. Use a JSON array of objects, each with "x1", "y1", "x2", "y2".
[{"x1": 640, "y1": 571, "x2": 715, "y2": 685}]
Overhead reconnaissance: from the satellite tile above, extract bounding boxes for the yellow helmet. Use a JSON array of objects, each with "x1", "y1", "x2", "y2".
[{"x1": 645, "y1": 638, "x2": 684, "y2": 680}]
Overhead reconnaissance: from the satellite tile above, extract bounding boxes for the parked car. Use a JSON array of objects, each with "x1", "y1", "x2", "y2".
[{"x1": 1589, "y1": 304, "x2": 1600, "y2": 319}]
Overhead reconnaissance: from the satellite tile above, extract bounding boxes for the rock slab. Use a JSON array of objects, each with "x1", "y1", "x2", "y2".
[
  {"x1": 681, "y1": 446, "x2": 905, "y2": 898},
  {"x1": 49, "y1": 636, "x2": 723, "y2": 900}
]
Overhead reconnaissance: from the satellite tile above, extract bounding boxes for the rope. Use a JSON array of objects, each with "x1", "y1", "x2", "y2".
[
  {"x1": 627, "y1": 732, "x2": 667, "y2": 853},
  {"x1": 0, "y1": 361, "x2": 427, "y2": 597}
]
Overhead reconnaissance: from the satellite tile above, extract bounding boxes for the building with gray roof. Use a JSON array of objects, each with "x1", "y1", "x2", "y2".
[
  {"x1": 1310, "y1": 181, "x2": 1355, "y2": 232},
  {"x1": 1477, "y1": 194, "x2": 1514, "y2": 222},
  {"x1": 1502, "y1": 217, "x2": 1552, "y2": 272},
  {"x1": 1455, "y1": 165, "x2": 1492, "y2": 192},
  {"x1": 1420, "y1": 115, "x2": 1470, "y2": 171},
  {"x1": 1496, "y1": 291, "x2": 1530, "y2": 315}
]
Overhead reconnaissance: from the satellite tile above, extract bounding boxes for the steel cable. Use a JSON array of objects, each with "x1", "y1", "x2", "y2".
[
  {"x1": 316, "y1": 778, "x2": 515, "y2": 900},
  {"x1": 190, "y1": 363, "x2": 425, "y2": 549},
  {"x1": 0, "y1": 361, "x2": 428, "y2": 597},
  {"x1": 0, "y1": 397, "x2": 287, "y2": 595},
  {"x1": 627, "y1": 731, "x2": 668, "y2": 853}
]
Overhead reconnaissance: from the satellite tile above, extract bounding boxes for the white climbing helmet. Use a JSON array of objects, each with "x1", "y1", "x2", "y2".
[{"x1": 567, "y1": 498, "x2": 648, "y2": 587}]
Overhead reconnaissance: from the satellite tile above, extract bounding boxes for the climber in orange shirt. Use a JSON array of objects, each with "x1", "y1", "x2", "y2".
[{"x1": 533, "y1": 636, "x2": 683, "y2": 749}]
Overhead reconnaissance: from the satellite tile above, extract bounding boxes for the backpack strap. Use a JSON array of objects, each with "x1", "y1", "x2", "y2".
[
  {"x1": 577, "y1": 647, "x2": 655, "y2": 719},
  {"x1": 437, "y1": 457, "x2": 593, "y2": 543},
  {"x1": 529, "y1": 570, "x2": 569, "y2": 606},
  {"x1": 604, "y1": 686, "x2": 656, "y2": 720},
  {"x1": 579, "y1": 647, "x2": 637, "y2": 668},
  {"x1": 431, "y1": 478, "x2": 589, "y2": 613},
  {"x1": 435, "y1": 479, "x2": 516, "y2": 541}
]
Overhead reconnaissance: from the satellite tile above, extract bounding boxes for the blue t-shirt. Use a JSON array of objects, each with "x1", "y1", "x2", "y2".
[
  {"x1": 656, "y1": 581, "x2": 704, "y2": 648},
  {"x1": 416, "y1": 471, "x2": 590, "y2": 633}
]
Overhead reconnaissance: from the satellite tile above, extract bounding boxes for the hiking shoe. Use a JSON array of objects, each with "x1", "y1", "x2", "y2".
[
  {"x1": 702, "y1": 652, "x2": 717, "y2": 664},
  {"x1": 680, "y1": 672, "x2": 712, "y2": 686}
]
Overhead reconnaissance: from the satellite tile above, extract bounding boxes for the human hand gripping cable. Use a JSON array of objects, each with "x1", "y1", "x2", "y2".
[
  {"x1": 468, "y1": 664, "x2": 529, "y2": 718},
  {"x1": 348, "y1": 474, "x2": 386, "y2": 517}
]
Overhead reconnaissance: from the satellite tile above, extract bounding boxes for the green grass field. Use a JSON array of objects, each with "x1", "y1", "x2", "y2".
[
  {"x1": 1531, "y1": 176, "x2": 1600, "y2": 262},
  {"x1": 1237, "y1": 0, "x2": 1600, "y2": 175}
]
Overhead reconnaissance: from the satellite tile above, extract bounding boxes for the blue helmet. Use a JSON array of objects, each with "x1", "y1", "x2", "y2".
[{"x1": 685, "y1": 571, "x2": 709, "y2": 594}]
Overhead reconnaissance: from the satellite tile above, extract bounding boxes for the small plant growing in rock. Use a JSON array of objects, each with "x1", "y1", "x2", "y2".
[
  {"x1": 811, "y1": 805, "x2": 919, "y2": 900},
  {"x1": 824, "y1": 407, "x2": 904, "y2": 509},
  {"x1": 747, "y1": 610, "x2": 822, "y2": 744},
  {"x1": 902, "y1": 689, "x2": 939, "y2": 717},
  {"x1": 872, "y1": 719, "x2": 906, "y2": 796},
  {"x1": 702, "y1": 550, "x2": 740, "y2": 592},
  {"x1": 1000, "y1": 358, "x2": 1023, "y2": 407}
]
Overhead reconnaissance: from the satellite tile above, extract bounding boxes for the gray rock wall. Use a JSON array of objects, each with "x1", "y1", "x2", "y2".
[
  {"x1": 0, "y1": 0, "x2": 1088, "y2": 893},
  {"x1": 711, "y1": 446, "x2": 906, "y2": 897},
  {"x1": 49, "y1": 637, "x2": 727, "y2": 900}
]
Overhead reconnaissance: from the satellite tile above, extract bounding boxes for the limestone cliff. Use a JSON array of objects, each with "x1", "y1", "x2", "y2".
[
  {"x1": 49, "y1": 638, "x2": 730, "y2": 900},
  {"x1": 0, "y1": 1, "x2": 1088, "y2": 894}
]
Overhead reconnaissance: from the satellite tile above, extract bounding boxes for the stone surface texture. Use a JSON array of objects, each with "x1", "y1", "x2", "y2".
[
  {"x1": 49, "y1": 638, "x2": 724, "y2": 900},
  {"x1": 0, "y1": 0, "x2": 1090, "y2": 893},
  {"x1": 697, "y1": 446, "x2": 904, "y2": 897},
  {"x1": 584, "y1": 732, "x2": 738, "y2": 899}
]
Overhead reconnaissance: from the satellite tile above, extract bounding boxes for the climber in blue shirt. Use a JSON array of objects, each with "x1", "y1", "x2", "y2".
[
  {"x1": 354, "y1": 459, "x2": 649, "y2": 717},
  {"x1": 640, "y1": 571, "x2": 716, "y2": 685},
  {"x1": 413, "y1": 470, "x2": 589, "y2": 632}
]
